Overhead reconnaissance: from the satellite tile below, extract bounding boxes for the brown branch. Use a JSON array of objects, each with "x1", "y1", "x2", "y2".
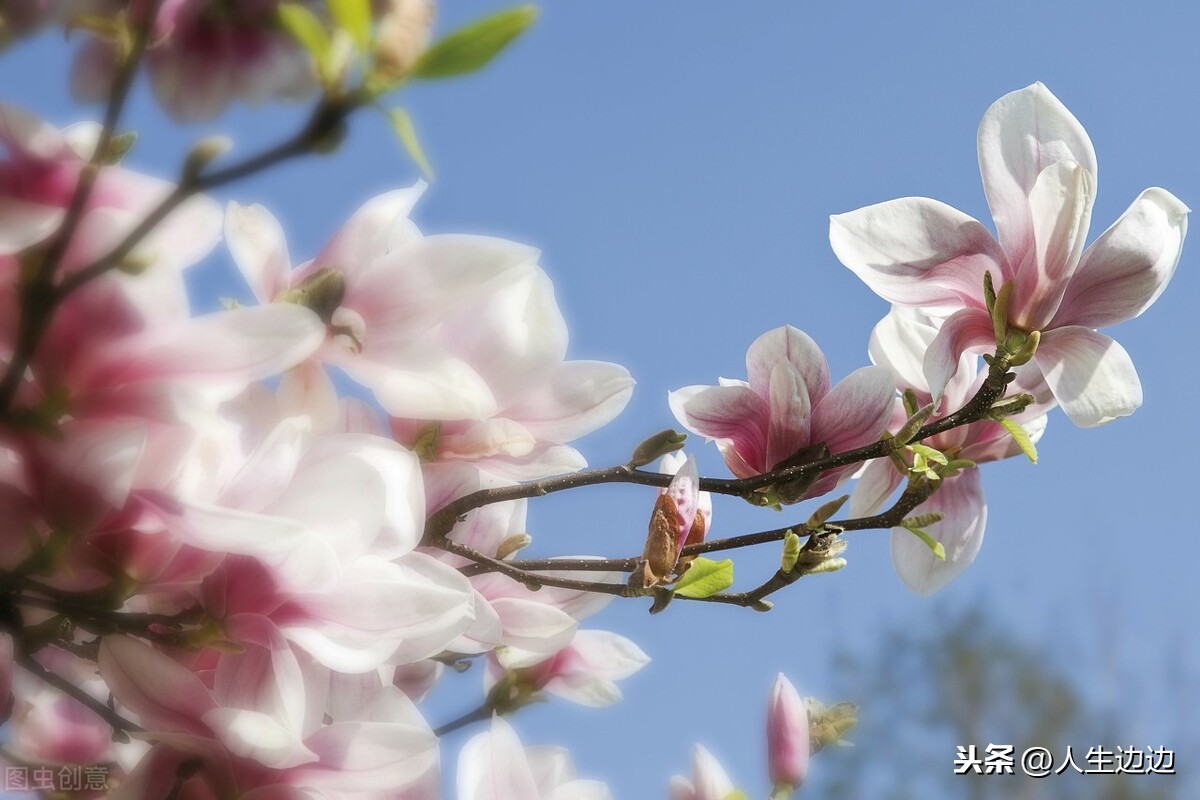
[
  {"x1": 424, "y1": 355, "x2": 1013, "y2": 545},
  {"x1": 16, "y1": 653, "x2": 142, "y2": 740}
]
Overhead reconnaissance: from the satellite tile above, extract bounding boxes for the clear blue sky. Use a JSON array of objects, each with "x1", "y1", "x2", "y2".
[{"x1": 3, "y1": 1, "x2": 1198, "y2": 796}]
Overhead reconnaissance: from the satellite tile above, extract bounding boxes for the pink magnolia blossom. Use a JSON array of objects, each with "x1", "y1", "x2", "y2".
[
  {"x1": 99, "y1": 626, "x2": 440, "y2": 798},
  {"x1": 767, "y1": 673, "x2": 810, "y2": 790},
  {"x1": 669, "y1": 745, "x2": 737, "y2": 800},
  {"x1": 0, "y1": 103, "x2": 221, "y2": 266},
  {"x1": 484, "y1": 628, "x2": 650, "y2": 708},
  {"x1": 457, "y1": 715, "x2": 612, "y2": 800},
  {"x1": 830, "y1": 82, "x2": 1189, "y2": 428},
  {"x1": 226, "y1": 186, "x2": 634, "y2": 480},
  {"x1": 850, "y1": 307, "x2": 1051, "y2": 595},
  {"x1": 670, "y1": 325, "x2": 895, "y2": 501},
  {"x1": 73, "y1": 0, "x2": 317, "y2": 122}
]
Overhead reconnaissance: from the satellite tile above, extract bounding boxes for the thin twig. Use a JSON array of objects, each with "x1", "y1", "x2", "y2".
[{"x1": 16, "y1": 653, "x2": 142, "y2": 739}]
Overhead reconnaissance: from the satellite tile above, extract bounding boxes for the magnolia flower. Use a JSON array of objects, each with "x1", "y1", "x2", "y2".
[
  {"x1": 226, "y1": 186, "x2": 633, "y2": 479},
  {"x1": 850, "y1": 307, "x2": 1051, "y2": 595},
  {"x1": 457, "y1": 715, "x2": 611, "y2": 800},
  {"x1": 831, "y1": 82, "x2": 1188, "y2": 428},
  {"x1": 0, "y1": 103, "x2": 221, "y2": 265},
  {"x1": 669, "y1": 745, "x2": 737, "y2": 800},
  {"x1": 485, "y1": 628, "x2": 650, "y2": 708},
  {"x1": 767, "y1": 674, "x2": 810, "y2": 790},
  {"x1": 73, "y1": 0, "x2": 318, "y2": 122},
  {"x1": 670, "y1": 325, "x2": 895, "y2": 502},
  {"x1": 99, "y1": 628, "x2": 440, "y2": 798}
]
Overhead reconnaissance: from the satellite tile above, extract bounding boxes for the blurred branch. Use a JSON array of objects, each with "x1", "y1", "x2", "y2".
[{"x1": 0, "y1": 0, "x2": 164, "y2": 411}]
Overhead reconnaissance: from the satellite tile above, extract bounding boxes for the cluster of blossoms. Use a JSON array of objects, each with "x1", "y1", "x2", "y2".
[
  {"x1": 0, "y1": 94, "x2": 655, "y2": 794},
  {"x1": 0, "y1": 0, "x2": 1188, "y2": 792}
]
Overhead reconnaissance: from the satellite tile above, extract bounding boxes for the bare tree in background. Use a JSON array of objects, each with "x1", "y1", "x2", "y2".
[{"x1": 820, "y1": 608, "x2": 1189, "y2": 800}]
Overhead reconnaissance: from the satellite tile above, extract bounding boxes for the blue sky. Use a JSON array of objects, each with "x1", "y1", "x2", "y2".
[{"x1": 3, "y1": 0, "x2": 1199, "y2": 796}]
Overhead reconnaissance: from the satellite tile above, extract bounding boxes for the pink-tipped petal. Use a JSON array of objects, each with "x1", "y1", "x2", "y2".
[
  {"x1": 765, "y1": 363, "x2": 812, "y2": 470},
  {"x1": 669, "y1": 384, "x2": 770, "y2": 474},
  {"x1": 921, "y1": 307, "x2": 995, "y2": 406},
  {"x1": 829, "y1": 198, "x2": 1007, "y2": 314},
  {"x1": 809, "y1": 366, "x2": 895, "y2": 456},
  {"x1": 1011, "y1": 159, "x2": 1095, "y2": 329}
]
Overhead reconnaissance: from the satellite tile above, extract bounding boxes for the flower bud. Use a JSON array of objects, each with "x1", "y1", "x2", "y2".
[
  {"x1": 767, "y1": 673, "x2": 810, "y2": 789},
  {"x1": 628, "y1": 428, "x2": 686, "y2": 467},
  {"x1": 374, "y1": 0, "x2": 436, "y2": 81}
]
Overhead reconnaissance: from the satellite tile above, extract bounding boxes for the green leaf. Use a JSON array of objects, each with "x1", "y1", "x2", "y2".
[
  {"x1": 388, "y1": 108, "x2": 434, "y2": 179},
  {"x1": 724, "y1": 793, "x2": 750, "y2": 800},
  {"x1": 414, "y1": 5, "x2": 538, "y2": 78},
  {"x1": 326, "y1": 0, "x2": 372, "y2": 51},
  {"x1": 907, "y1": 443, "x2": 948, "y2": 465},
  {"x1": 901, "y1": 525, "x2": 945, "y2": 560},
  {"x1": 993, "y1": 415, "x2": 1038, "y2": 463},
  {"x1": 673, "y1": 557, "x2": 733, "y2": 599},
  {"x1": 780, "y1": 530, "x2": 802, "y2": 574},
  {"x1": 279, "y1": 4, "x2": 331, "y2": 64}
]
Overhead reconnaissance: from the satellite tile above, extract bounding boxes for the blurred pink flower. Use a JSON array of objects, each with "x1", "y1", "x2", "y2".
[{"x1": 767, "y1": 673, "x2": 810, "y2": 790}]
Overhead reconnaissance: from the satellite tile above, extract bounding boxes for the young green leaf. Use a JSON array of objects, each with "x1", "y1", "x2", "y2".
[
  {"x1": 907, "y1": 443, "x2": 948, "y2": 465},
  {"x1": 993, "y1": 415, "x2": 1038, "y2": 463},
  {"x1": 414, "y1": 5, "x2": 537, "y2": 78},
  {"x1": 725, "y1": 793, "x2": 750, "y2": 800},
  {"x1": 901, "y1": 525, "x2": 946, "y2": 560},
  {"x1": 326, "y1": 0, "x2": 372, "y2": 51},
  {"x1": 388, "y1": 108, "x2": 434, "y2": 179},
  {"x1": 278, "y1": 4, "x2": 331, "y2": 64},
  {"x1": 673, "y1": 557, "x2": 734, "y2": 599}
]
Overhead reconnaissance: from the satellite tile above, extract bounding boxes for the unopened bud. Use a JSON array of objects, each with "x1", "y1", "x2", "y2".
[
  {"x1": 983, "y1": 270, "x2": 997, "y2": 313},
  {"x1": 893, "y1": 403, "x2": 935, "y2": 446},
  {"x1": 806, "y1": 557, "x2": 847, "y2": 575},
  {"x1": 1008, "y1": 329, "x2": 1041, "y2": 366},
  {"x1": 989, "y1": 392, "x2": 1036, "y2": 418},
  {"x1": 495, "y1": 533, "x2": 532, "y2": 561},
  {"x1": 991, "y1": 280, "x2": 1013, "y2": 344},
  {"x1": 751, "y1": 599, "x2": 774, "y2": 612},
  {"x1": 373, "y1": 0, "x2": 435, "y2": 82},
  {"x1": 780, "y1": 530, "x2": 802, "y2": 573},
  {"x1": 183, "y1": 135, "x2": 232, "y2": 177},
  {"x1": 104, "y1": 130, "x2": 137, "y2": 164},
  {"x1": 804, "y1": 495, "x2": 848, "y2": 532},
  {"x1": 901, "y1": 512, "x2": 944, "y2": 528},
  {"x1": 629, "y1": 428, "x2": 687, "y2": 467}
]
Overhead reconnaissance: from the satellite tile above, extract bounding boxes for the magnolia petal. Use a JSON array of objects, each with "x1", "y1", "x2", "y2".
[
  {"x1": 98, "y1": 636, "x2": 216, "y2": 736},
  {"x1": 225, "y1": 201, "x2": 293, "y2": 304},
  {"x1": 82, "y1": 304, "x2": 325, "y2": 400},
  {"x1": 0, "y1": 197, "x2": 62, "y2": 255},
  {"x1": 457, "y1": 716, "x2": 540, "y2": 800},
  {"x1": 959, "y1": 413, "x2": 1050, "y2": 464},
  {"x1": 765, "y1": 362, "x2": 812, "y2": 470},
  {"x1": 202, "y1": 707, "x2": 317, "y2": 770},
  {"x1": 669, "y1": 384, "x2": 769, "y2": 474},
  {"x1": 977, "y1": 82, "x2": 1097, "y2": 263},
  {"x1": 331, "y1": 344, "x2": 499, "y2": 422},
  {"x1": 1033, "y1": 327, "x2": 1142, "y2": 427},
  {"x1": 890, "y1": 468, "x2": 987, "y2": 596},
  {"x1": 561, "y1": 629, "x2": 650, "y2": 682},
  {"x1": 315, "y1": 184, "x2": 427, "y2": 277},
  {"x1": 829, "y1": 197, "x2": 1006, "y2": 314},
  {"x1": 290, "y1": 717, "x2": 438, "y2": 793},
  {"x1": 1053, "y1": 188, "x2": 1190, "y2": 329},
  {"x1": 505, "y1": 360, "x2": 635, "y2": 444},
  {"x1": 921, "y1": 307, "x2": 995, "y2": 405},
  {"x1": 849, "y1": 458, "x2": 904, "y2": 518},
  {"x1": 810, "y1": 366, "x2": 895, "y2": 456},
  {"x1": 1013, "y1": 160, "x2": 1095, "y2": 329},
  {"x1": 690, "y1": 745, "x2": 735, "y2": 800},
  {"x1": 490, "y1": 597, "x2": 578, "y2": 654},
  {"x1": 746, "y1": 325, "x2": 830, "y2": 404}
]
